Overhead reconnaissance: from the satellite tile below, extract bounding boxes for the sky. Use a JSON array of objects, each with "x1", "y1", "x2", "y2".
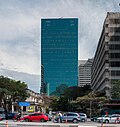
[{"x1": 0, "y1": 0, "x2": 120, "y2": 92}]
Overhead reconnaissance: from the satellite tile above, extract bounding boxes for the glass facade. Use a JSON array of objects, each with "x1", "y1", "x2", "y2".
[{"x1": 41, "y1": 18, "x2": 78, "y2": 95}]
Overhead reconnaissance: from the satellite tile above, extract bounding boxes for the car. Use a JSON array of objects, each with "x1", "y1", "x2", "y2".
[
  {"x1": 0, "y1": 117, "x2": 3, "y2": 121},
  {"x1": 91, "y1": 116, "x2": 100, "y2": 122},
  {"x1": 45, "y1": 113, "x2": 52, "y2": 121},
  {"x1": 6, "y1": 113, "x2": 17, "y2": 119},
  {"x1": 21, "y1": 113, "x2": 49, "y2": 122},
  {"x1": 62, "y1": 112, "x2": 80, "y2": 123},
  {"x1": 97, "y1": 114, "x2": 120, "y2": 123},
  {"x1": 79, "y1": 113, "x2": 87, "y2": 122}
]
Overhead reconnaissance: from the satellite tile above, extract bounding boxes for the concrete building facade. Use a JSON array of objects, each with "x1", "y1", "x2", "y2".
[
  {"x1": 91, "y1": 12, "x2": 120, "y2": 98},
  {"x1": 12, "y1": 89, "x2": 45, "y2": 113},
  {"x1": 78, "y1": 59, "x2": 93, "y2": 87}
]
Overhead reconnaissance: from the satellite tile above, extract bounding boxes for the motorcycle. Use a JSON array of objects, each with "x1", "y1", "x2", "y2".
[{"x1": 13, "y1": 113, "x2": 22, "y2": 122}]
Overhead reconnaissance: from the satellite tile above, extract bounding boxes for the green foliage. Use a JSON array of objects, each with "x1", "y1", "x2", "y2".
[
  {"x1": 50, "y1": 85, "x2": 92, "y2": 112},
  {"x1": 111, "y1": 80, "x2": 120, "y2": 99},
  {"x1": 50, "y1": 95, "x2": 69, "y2": 111},
  {"x1": 64, "y1": 85, "x2": 91, "y2": 99},
  {"x1": 72, "y1": 92, "x2": 109, "y2": 116},
  {"x1": 49, "y1": 96, "x2": 59, "y2": 111},
  {"x1": 0, "y1": 75, "x2": 29, "y2": 111},
  {"x1": 58, "y1": 96, "x2": 69, "y2": 111},
  {"x1": 51, "y1": 84, "x2": 91, "y2": 98}
]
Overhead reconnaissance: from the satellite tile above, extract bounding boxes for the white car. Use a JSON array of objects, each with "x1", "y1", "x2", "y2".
[
  {"x1": 97, "y1": 114, "x2": 120, "y2": 123},
  {"x1": 62, "y1": 112, "x2": 81, "y2": 123},
  {"x1": 79, "y1": 113, "x2": 87, "y2": 122}
]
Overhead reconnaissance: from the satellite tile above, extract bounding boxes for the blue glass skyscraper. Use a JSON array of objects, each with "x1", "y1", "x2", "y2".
[{"x1": 41, "y1": 18, "x2": 78, "y2": 96}]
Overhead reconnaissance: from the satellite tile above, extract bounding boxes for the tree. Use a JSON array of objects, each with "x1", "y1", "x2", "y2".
[
  {"x1": 0, "y1": 75, "x2": 29, "y2": 112},
  {"x1": 49, "y1": 96, "x2": 59, "y2": 111},
  {"x1": 111, "y1": 80, "x2": 120, "y2": 99},
  {"x1": 50, "y1": 85, "x2": 92, "y2": 112},
  {"x1": 64, "y1": 85, "x2": 91, "y2": 100},
  {"x1": 41, "y1": 94, "x2": 52, "y2": 113},
  {"x1": 71, "y1": 92, "x2": 109, "y2": 117},
  {"x1": 50, "y1": 95, "x2": 69, "y2": 111}
]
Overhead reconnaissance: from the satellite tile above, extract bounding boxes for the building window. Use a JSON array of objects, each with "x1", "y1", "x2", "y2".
[
  {"x1": 111, "y1": 71, "x2": 120, "y2": 76},
  {"x1": 109, "y1": 27, "x2": 120, "y2": 33},
  {"x1": 109, "y1": 53, "x2": 120, "y2": 58},
  {"x1": 23, "y1": 106, "x2": 26, "y2": 111},
  {"x1": 110, "y1": 19, "x2": 120, "y2": 24},
  {"x1": 109, "y1": 44, "x2": 120, "y2": 50},
  {"x1": 110, "y1": 61, "x2": 120, "y2": 67},
  {"x1": 110, "y1": 36, "x2": 120, "y2": 41},
  {"x1": 14, "y1": 106, "x2": 16, "y2": 111}
]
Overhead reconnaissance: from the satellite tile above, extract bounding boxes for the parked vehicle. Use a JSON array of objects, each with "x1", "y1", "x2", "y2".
[
  {"x1": 91, "y1": 116, "x2": 100, "y2": 122},
  {"x1": 0, "y1": 108, "x2": 5, "y2": 120},
  {"x1": 13, "y1": 113, "x2": 22, "y2": 122},
  {"x1": 20, "y1": 112, "x2": 49, "y2": 122},
  {"x1": 61, "y1": 112, "x2": 80, "y2": 123},
  {"x1": 45, "y1": 113, "x2": 52, "y2": 121},
  {"x1": 97, "y1": 114, "x2": 120, "y2": 123},
  {"x1": 0, "y1": 117, "x2": 3, "y2": 121},
  {"x1": 7, "y1": 113, "x2": 17, "y2": 120},
  {"x1": 79, "y1": 113, "x2": 87, "y2": 122}
]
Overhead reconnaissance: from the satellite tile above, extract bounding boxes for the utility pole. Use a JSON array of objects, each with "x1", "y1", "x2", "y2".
[
  {"x1": 99, "y1": 103, "x2": 102, "y2": 116},
  {"x1": 90, "y1": 101, "x2": 92, "y2": 121}
]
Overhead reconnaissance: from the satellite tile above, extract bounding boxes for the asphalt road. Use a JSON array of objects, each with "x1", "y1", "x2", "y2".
[{"x1": 0, "y1": 120, "x2": 120, "y2": 127}]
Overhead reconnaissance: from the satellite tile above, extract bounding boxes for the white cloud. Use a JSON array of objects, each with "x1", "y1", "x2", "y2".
[
  {"x1": 0, "y1": 0, "x2": 120, "y2": 92},
  {"x1": 0, "y1": 0, "x2": 119, "y2": 68},
  {"x1": 0, "y1": 1, "x2": 40, "y2": 74},
  {"x1": 0, "y1": 68, "x2": 40, "y2": 92}
]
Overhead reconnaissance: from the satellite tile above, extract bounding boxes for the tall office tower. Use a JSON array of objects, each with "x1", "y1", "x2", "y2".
[
  {"x1": 41, "y1": 18, "x2": 78, "y2": 96},
  {"x1": 78, "y1": 59, "x2": 93, "y2": 87},
  {"x1": 40, "y1": 64, "x2": 46, "y2": 94},
  {"x1": 91, "y1": 12, "x2": 120, "y2": 98}
]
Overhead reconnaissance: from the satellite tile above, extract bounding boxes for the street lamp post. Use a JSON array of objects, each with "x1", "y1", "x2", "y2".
[
  {"x1": 90, "y1": 101, "x2": 92, "y2": 121},
  {"x1": 99, "y1": 103, "x2": 102, "y2": 115}
]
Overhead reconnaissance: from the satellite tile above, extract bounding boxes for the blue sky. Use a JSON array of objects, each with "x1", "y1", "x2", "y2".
[{"x1": 0, "y1": 0, "x2": 120, "y2": 92}]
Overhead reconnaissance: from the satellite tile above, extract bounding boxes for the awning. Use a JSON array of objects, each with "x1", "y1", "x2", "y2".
[{"x1": 18, "y1": 102, "x2": 30, "y2": 106}]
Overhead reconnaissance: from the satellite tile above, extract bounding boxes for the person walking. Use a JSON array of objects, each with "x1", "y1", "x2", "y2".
[{"x1": 58, "y1": 111, "x2": 62, "y2": 123}]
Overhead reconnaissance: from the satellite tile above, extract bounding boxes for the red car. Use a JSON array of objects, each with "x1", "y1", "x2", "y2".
[
  {"x1": 21, "y1": 113, "x2": 49, "y2": 122},
  {"x1": 0, "y1": 117, "x2": 3, "y2": 121}
]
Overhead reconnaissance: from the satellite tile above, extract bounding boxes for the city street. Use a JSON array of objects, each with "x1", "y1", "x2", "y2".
[
  {"x1": 0, "y1": 120, "x2": 120, "y2": 127},
  {"x1": 0, "y1": 1, "x2": 120, "y2": 127}
]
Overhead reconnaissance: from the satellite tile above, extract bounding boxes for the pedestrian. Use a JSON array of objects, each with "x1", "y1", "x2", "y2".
[
  {"x1": 116, "y1": 117, "x2": 119, "y2": 124},
  {"x1": 58, "y1": 111, "x2": 62, "y2": 123},
  {"x1": 16, "y1": 111, "x2": 22, "y2": 121}
]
